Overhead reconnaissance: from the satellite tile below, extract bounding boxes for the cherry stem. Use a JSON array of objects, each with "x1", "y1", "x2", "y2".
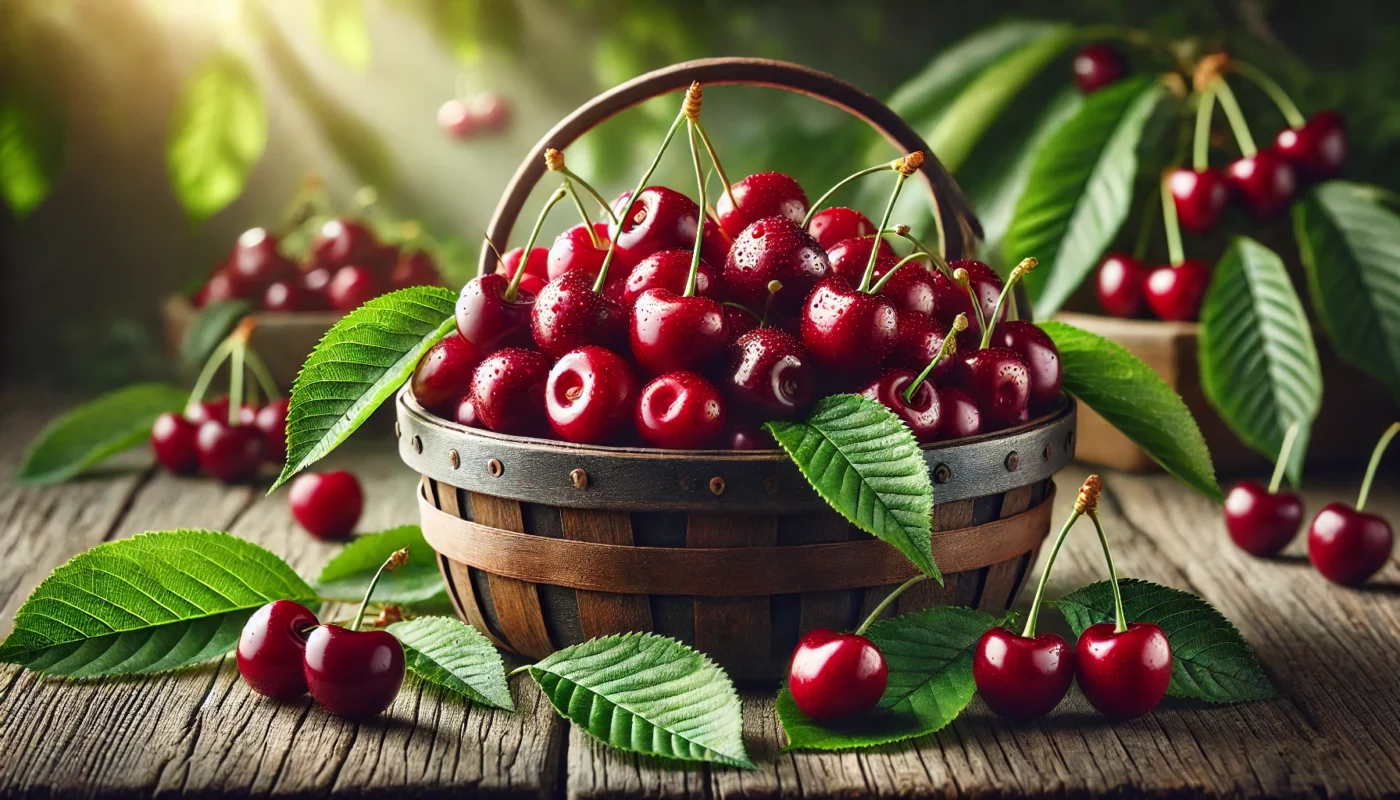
[
  {"x1": 1159, "y1": 171, "x2": 1186, "y2": 267},
  {"x1": 594, "y1": 109, "x2": 687, "y2": 294},
  {"x1": 979, "y1": 258, "x2": 1036, "y2": 349},
  {"x1": 559, "y1": 166, "x2": 619, "y2": 225},
  {"x1": 1192, "y1": 86, "x2": 1217, "y2": 171},
  {"x1": 228, "y1": 339, "x2": 246, "y2": 426},
  {"x1": 186, "y1": 339, "x2": 236, "y2": 414},
  {"x1": 684, "y1": 119, "x2": 707, "y2": 298},
  {"x1": 505, "y1": 186, "x2": 567, "y2": 302},
  {"x1": 244, "y1": 348, "x2": 281, "y2": 401},
  {"x1": 1022, "y1": 508, "x2": 1083, "y2": 638},
  {"x1": 563, "y1": 179, "x2": 602, "y2": 249},
  {"x1": 904, "y1": 319, "x2": 962, "y2": 403},
  {"x1": 693, "y1": 121, "x2": 735, "y2": 211},
  {"x1": 353, "y1": 549, "x2": 409, "y2": 632},
  {"x1": 505, "y1": 664, "x2": 533, "y2": 679},
  {"x1": 1357, "y1": 421, "x2": 1400, "y2": 512},
  {"x1": 1088, "y1": 510, "x2": 1129, "y2": 634},
  {"x1": 959, "y1": 271, "x2": 989, "y2": 339},
  {"x1": 1132, "y1": 183, "x2": 1158, "y2": 262},
  {"x1": 722, "y1": 301, "x2": 762, "y2": 325},
  {"x1": 859, "y1": 171, "x2": 909, "y2": 293},
  {"x1": 854, "y1": 574, "x2": 927, "y2": 636},
  {"x1": 1211, "y1": 77, "x2": 1258, "y2": 158},
  {"x1": 1232, "y1": 61, "x2": 1307, "y2": 129},
  {"x1": 800, "y1": 161, "x2": 898, "y2": 228},
  {"x1": 869, "y1": 252, "x2": 928, "y2": 295},
  {"x1": 895, "y1": 229, "x2": 953, "y2": 278},
  {"x1": 761, "y1": 280, "x2": 781, "y2": 327},
  {"x1": 1269, "y1": 421, "x2": 1303, "y2": 495}
]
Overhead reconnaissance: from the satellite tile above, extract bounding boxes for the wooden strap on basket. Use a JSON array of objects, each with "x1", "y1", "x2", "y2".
[
  {"x1": 419, "y1": 484, "x2": 1054, "y2": 596},
  {"x1": 480, "y1": 57, "x2": 981, "y2": 276}
]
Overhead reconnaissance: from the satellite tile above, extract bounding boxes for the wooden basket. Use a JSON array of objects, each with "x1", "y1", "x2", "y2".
[
  {"x1": 400, "y1": 57, "x2": 1076, "y2": 683},
  {"x1": 162, "y1": 295, "x2": 340, "y2": 389}
]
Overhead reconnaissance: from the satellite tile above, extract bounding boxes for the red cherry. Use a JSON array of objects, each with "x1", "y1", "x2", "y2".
[
  {"x1": 254, "y1": 398, "x2": 290, "y2": 463},
  {"x1": 1223, "y1": 480, "x2": 1304, "y2": 557},
  {"x1": 195, "y1": 419, "x2": 265, "y2": 483},
  {"x1": 787, "y1": 629, "x2": 887, "y2": 722},
  {"x1": 298, "y1": 266, "x2": 334, "y2": 311},
  {"x1": 470, "y1": 347, "x2": 551, "y2": 435},
  {"x1": 609, "y1": 186, "x2": 702, "y2": 263},
  {"x1": 723, "y1": 216, "x2": 830, "y2": 317},
  {"x1": 1275, "y1": 111, "x2": 1346, "y2": 182},
  {"x1": 724, "y1": 327, "x2": 813, "y2": 420},
  {"x1": 455, "y1": 395, "x2": 479, "y2": 427},
  {"x1": 621, "y1": 249, "x2": 719, "y2": 307},
  {"x1": 151, "y1": 412, "x2": 199, "y2": 474},
  {"x1": 635, "y1": 371, "x2": 726, "y2": 449},
  {"x1": 824, "y1": 236, "x2": 896, "y2": 278},
  {"x1": 1227, "y1": 149, "x2": 1297, "y2": 217},
  {"x1": 438, "y1": 98, "x2": 475, "y2": 139},
  {"x1": 1095, "y1": 252, "x2": 1150, "y2": 318},
  {"x1": 456, "y1": 272, "x2": 536, "y2": 354},
  {"x1": 957, "y1": 348, "x2": 1031, "y2": 429},
  {"x1": 531, "y1": 270, "x2": 627, "y2": 357},
  {"x1": 995, "y1": 321, "x2": 1062, "y2": 412},
  {"x1": 887, "y1": 312, "x2": 950, "y2": 374},
  {"x1": 728, "y1": 424, "x2": 776, "y2": 450},
  {"x1": 1144, "y1": 260, "x2": 1211, "y2": 322},
  {"x1": 1075, "y1": 622, "x2": 1173, "y2": 719},
  {"x1": 496, "y1": 246, "x2": 549, "y2": 283},
  {"x1": 327, "y1": 265, "x2": 381, "y2": 312},
  {"x1": 972, "y1": 627, "x2": 1075, "y2": 720},
  {"x1": 934, "y1": 260, "x2": 1003, "y2": 346},
  {"x1": 1308, "y1": 502, "x2": 1393, "y2": 586},
  {"x1": 859, "y1": 369, "x2": 941, "y2": 441},
  {"x1": 390, "y1": 250, "x2": 444, "y2": 290},
  {"x1": 1073, "y1": 43, "x2": 1126, "y2": 94},
  {"x1": 807, "y1": 207, "x2": 875, "y2": 251},
  {"x1": 1168, "y1": 168, "x2": 1230, "y2": 234},
  {"x1": 289, "y1": 471, "x2": 363, "y2": 539},
  {"x1": 262, "y1": 279, "x2": 305, "y2": 312},
  {"x1": 185, "y1": 396, "x2": 230, "y2": 426},
  {"x1": 314, "y1": 218, "x2": 378, "y2": 271},
  {"x1": 827, "y1": 238, "x2": 933, "y2": 316},
  {"x1": 304, "y1": 625, "x2": 405, "y2": 719},
  {"x1": 469, "y1": 92, "x2": 511, "y2": 132},
  {"x1": 411, "y1": 332, "x2": 481, "y2": 415},
  {"x1": 230, "y1": 228, "x2": 296, "y2": 292},
  {"x1": 547, "y1": 222, "x2": 631, "y2": 281},
  {"x1": 237, "y1": 600, "x2": 318, "y2": 701},
  {"x1": 493, "y1": 260, "x2": 547, "y2": 298},
  {"x1": 715, "y1": 171, "x2": 809, "y2": 239},
  {"x1": 799, "y1": 275, "x2": 899, "y2": 373},
  {"x1": 937, "y1": 387, "x2": 982, "y2": 441},
  {"x1": 201, "y1": 269, "x2": 249, "y2": 304},
  {"x1": 545, "y1": 346, "x2": 637, "y2": 444},
  {"x1": 629, "y1": 287, "x2": 729, "y2": 375}
]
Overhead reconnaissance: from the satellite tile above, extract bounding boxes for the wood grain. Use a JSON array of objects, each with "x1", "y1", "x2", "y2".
[
  {"x1": 687, "y1": 513, "x2": 777, "y2": 682},
  {"x1": 560, "y1": 508, "x2": 653, "y2": 637},
  {"x1": 469, "y1": 491, "x2": 556, "y2": 659}
]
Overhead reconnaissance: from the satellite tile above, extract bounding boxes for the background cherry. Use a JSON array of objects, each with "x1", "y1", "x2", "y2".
[
  {"x1": 715, "y1": 171, "x2": 809, "y2": 239},
  {"x1": 195, "y1": 419, "x2": 265, "y2": 483},
  {"x1": 304, "y1": 625, "x2": 405, "y2": 719},
  {"x1": 1144, "y1": 260, "x2": 1211, "y2": 322},
  {"x1": 410, "y1": 332, "x2": 480, "y2": 414},
  {"x1": 151, "y1": 412, "x2": 199, "y2": 474},
  {"x1": 1095, "y1": 253, "x2": 1150, "y2": 318},
  {"x1": 635, "y1": 371, "x2": 726, "y2": 449},
  {"x1": 1168, "y1": 168, "x2": 1229, "y2": 234},
  {"x1": 1076, "y1": 622, "x2": 1173, "y2": 719},
  {"x1": 800, "y1": 275, "x2": 899, "y2": 372},
  {"x1": 724, "y1": 328, "x2": 813, "y2": 420},
  {"x1": 390, "y1": 251, "x2": 443, "y2": 290},
  {"x1": 787, "y1": 629, "x2": 887, "y2": 722},
  {"x1": 289, "y1": 471, "x2": 364, "y2": 539},
  {"x1": 262, "y1": 280, "x2": 305, "y2": 313},
  {"x1": 1225, "y1": 481, "x2": 1304, "y2": 557},
  {"x1": 456, "y1": 272, "x2": 535, "y2": 354},
  {"x1": 237, "y1": 600, "x2": 318, "y2": 701},
  {"x1": 545, "y1": 346, "x2": 637, "y2": 444},
  {"x1": 1073, "y1": 43, "x2": 1126, "y2": 93},
  {"x1": 314, "y1": 218, "x2": 378, "y2": 271},
  {"x1": 807, "y1": 207, "x2": 875, "y2": 251},
  {"x1": 996, "y1": 321, "x2": 1062, "y2": 413},
  {"x1": 230, "y1": 228, "x2": 296, "y2": 292},
  {"x1": 723, "y1": 216, "x2": 830, "y2": 317},
  {"x1": 1227, "y1": 149, "x2": 1297, "y2": 217},
  {"x1": 299, "y1": 266, "x2": 334, "y2": 311},
  {"x1": 327, "y1": 265, "x2": 381, "y2": 312},
  {"x1": 438, "y1": 98, "x2": 475, "y2": 139},
  {"x1": 1275, "y1": 111, "x2": 1346, "y2": 181},
  {"x1": 254, "y1": 398, "x2": 290, "y2": 463},
  {"x1": 973, "y1": 628, "x2": 1075, "y2": 720},
  {"x1": 470, "y1": 348, "x2": 551, "y2": 435}
]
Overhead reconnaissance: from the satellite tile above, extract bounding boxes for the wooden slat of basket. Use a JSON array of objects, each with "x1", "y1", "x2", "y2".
[
  {"x1": 429, "y1": 478, "x2": 510, "y2": 650},
  {"x1": 470, "y1": 492, "x2": 555, "y2": 659},
  {"x1": 980, "y1": 485, "x2": 1036, "y2": 612},
  {"x1": 896, "y1": 498, "x2": 977, "y2": 614},
  {"x1": 687, "y1": 513, "x2": 777, "y2": 682},
  {"x1": 559, "y1": 508, "x2": 654, "y2": 638},
  {"x1": 794, "y1": 512, "x2": 857, "y2": 634}
]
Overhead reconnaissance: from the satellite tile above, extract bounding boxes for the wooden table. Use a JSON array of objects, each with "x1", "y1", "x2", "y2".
[{"x1": 1, "y1": 387, "x2": 1398, "y2": 798}]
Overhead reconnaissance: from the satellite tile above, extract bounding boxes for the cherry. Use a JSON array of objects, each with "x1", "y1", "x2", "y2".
[
  {"x1": 1226, "y1": 149, "x2": 1297, "y2": 217},
  {"x1": 151, "y1": 412, "x2": 199, "y2": 474},
  {"x1": 548, "y1": 222, "x2": 608, "y2": 278},
  {"x1": 494, "y1": 247, "x2": 550, "y2": 294},
  {"x1": 1275, "y1": 111, "x2": 1346, "y2": 182},
  {"x1": 937, "y1": 387, "x2": 982, "y2": 441},
  {"x1": 469, "y1": 347, "x2": 551, "y2": 435},
  {"x1": 438, "y1": 98, "x2": 475, "y2": 139},
  {"x1": 725, "y1": 305, "x2": 759, "y2": 342},
  {"x1": 289, "y1": 470, "x2": 363, "y2": 539},
  {"x1": 828, "y1": 240, "x2": 933, "y2": 316},
  {"x1": 1144, "y1": 260, "x2": 1211, "y2": 322},
  {"x1": 629, "y1": 286, "x2": 728, "y2": 375},
  {"x1": 787, "y1": 629, "x2": 887, "y2": 722},
  {"x1": 609, "y1": 186, "x2": 702, "y2": 263},
  {"x1": 298, "y1": 266, "x2": 334, "y2": 311},
  {"x1": 887, "y1": 312, "x2": 949, "y2": 374},
  {"x1": 973, "y1": 628, "x2": 1075, "y2": 720},
  {"x1": 230, "y1": 228, "x2": 296, "y2": 291},
  {"x1": 728, "y1": 423, "x2": 777, "y2": 450},
  {"x1": 724, "y1": 327, "x2": 813, "y2": 420},
  {"x1": 390, "y1": 250, "x2": 443, "y2": 290},
  {"x1": 201, "y1": 269, "x2": 248, "y2": 305},
  {"x1": 635, "y1": 371, "x2": 726, "y2": 449},
  {"x1": 1306, "y1": 421, "x2": 1398, "y2": 585},
  {"x1": 314, "y1": 218, "x2": 378, "y2": 271},
  {"x1": 860, "y1": 369, "x2": 941, "y2": 441},
  {"x1": 1073, "y1": 43, "x2": 1126, "y2": 94},
  {"x1": 304, "y1": 625, "x2": 405, "y2": 719},
  {"x1": 957, "y1": 348, "x2": 1031, "y2": 429},
  {"x1": 456, "y1": 272, "x2": 536, "y2": 354},
  {"x1": 545, "y1": 346, "x2": 637, "y2": 444},
  {"x1": 185, "y1": 396, "x2": 230, "y2": 426},
  {"x1": 195, "y1": 419, "x2": 265, "y2": 483},
  {"x1": 469, "y1": 92, "x2": 511, "y2": 132},
  {"x1": 1076, "y1": 622, "x2": 1173, "y2": 719},
  {"x1": 262, "y1": 279, "x2": 305, "y2": 313},
  {"x1": 327, "y1": 265, "x2": 382, "y2": 312},
  {"x1": 1168, "y1": 168, "x2": 1230, "y2": 234},
  {"x1": 410, "y1": 332, "x2": 481, "y2": 415},
  {"x1": 455, "y1": 395, "x2": 479, "y2": 427},
  {"x1": 799, "y1": 275, "x2": 899, "y2": 373},
  {"x1": 621, "y1": 249, "x2": 719, "y2": 307},
  {"x1": 531, "y1": 270, "x2": 627, "y2": 357},
  {"x1": 824, "y1": 236, "x2": 896, "y2": 277},
  {"x1": 237, "y1": 600, "x2": 318, "y2": 701},
  {"x1": 254, "y1": 398, "x2": 290, "y2": 463},
  {"x1": 715, "y1": 171, "x2": 809, "y2": 239},
  {"x1": 995, "y1": 321, "x2": 1062, "y2": 413},
  {"x1": 807, "y1": 207, "x2": 875, "y2": 251},
  {"x1": 1224, "y1": 481, "x2": 1304, "y2": 557},
  {"x1": 1095, "y1": 252, "x2": 1150, "y2": 318},
  {"x1": 933, "y1": 261, "x2": 1002, "y2": 346},
  {"x1": 724, "y1": 216, "x2": 830, "y2": 318}
]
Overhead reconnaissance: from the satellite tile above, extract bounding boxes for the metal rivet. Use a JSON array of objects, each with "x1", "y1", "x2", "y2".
[
  {"x1": 570, "y1": 468, "x2": 589, "y2": 489},
  {"x1": 412, "y1": 435, "x2": 423, "y2": 454},
  {"x1": 1043, "y1": 442, "x2": 1053, "y2": 462},
  {"x1": 394, "y1": 421, "x2": 401, "y2": 439},
  {"x1": 933, "y1": 463, "x2": 952, "y2": 484},
  {"x1": 1005, "y1": 451, "x2": 1019, "y2": 472},
  {"x1": 709, "y1": 477, "x2": 726, "y2": 496},
  {"x1": 487, "y1": 458, "x2": 503, "y2": 477},
  {"x1": 449, "y1": 449, "x2": 460, "y2": 469},
  {"x1": 763, "y1": 476, "x2": 779, "y2": 495}
]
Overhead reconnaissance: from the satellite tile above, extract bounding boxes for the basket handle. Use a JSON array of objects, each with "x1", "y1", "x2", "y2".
[{"x1": 479, "y1": 57, "x2": 983, "y2": 277}]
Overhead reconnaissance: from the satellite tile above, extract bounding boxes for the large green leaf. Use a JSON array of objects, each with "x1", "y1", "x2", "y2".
[
  {"x1": 312, "y1": 0, "x2": 371, "y2": 70},
  {"x1": 0, "y1": 86, "x2": 63, "y2": 218},
  {"x1": 17, "y1": 383, "x2": 189, "y2": 486},
  {"x1": 1007, "y1": 76, "x2": 1167, "y2": 317},
  {"x1": 167, "y1": 53, "x2": 267, "y2": 222},
  {"x1": 272, "y1": 286, "x2": 457, "y2": 492},
  {"x1": 0, "y1": 531, "x2": 317, "y2": 677},
  {"x1": 316, "y1": 525, "x2": 449, "y2": 608},
  {"x1": 528, "y1": 633, "x2": 752, "y2": 767},
  {"x1": 1056, "y1": 579, "x2": 1276, "y2": 703},
  {"x1": 1040, "y1": 321, "x2": 1220, "y2": 499},
  {"x1": 1199, "y1": 237, "x2": 1322, "y2": 486},
  {"x1": 765, "y1": 394, "x2": 937, "y2": 582},
  {"x1": 1294, "y1": 181, "x2": 1400, "y2": 397},
  {"x1": 388, "y1": 616, "x2": 513, "y2": 710},
  {"x1": 778, "y1": 607, "x2": 1001, "y2": 751}
]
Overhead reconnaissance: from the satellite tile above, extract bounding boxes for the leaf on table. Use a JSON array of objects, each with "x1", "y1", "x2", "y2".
[
  {"x1": 0, "y1": 85, "x2": 64, "y2": 218},
  {"x1": 1199, "y1": 236, "x2": 1322, "y2": 487},
  {"x1": 765, "y1": 394, "x2": 938, "y2": 582},
  {"x1": 1039, "y1": 321, "x2": 1220, "y2": 499},
  {"x1": 388, "y1": 616, "x2": 512, "y2": 710},
  {"x1": 272, "y1": 286, "x2": 457, "y2": 492},
  {"x1": 0, "y1": 530, "x2": 317, "y2": 677},
  {"x1": 316, "y1": 525, "x2": 450, "y2": 608},
  {"x1": 312, "y1": 0, "x2": 371, "y2": 70},
  {"x1": 17, "y1": 383, "x2": 190, "y2": 486},
  {"x1": 167, "y1": 52, "x2": 267, "y2": 223},
  {"x1": 179, "y1": 299, "x2": 251, "y2": 370},
  {"x1": 1055, "y1": 578, "x2": 1276, "y2": 703},
  {"x1": 527, "y1": 633, "x2": 752, "y2": 767}
]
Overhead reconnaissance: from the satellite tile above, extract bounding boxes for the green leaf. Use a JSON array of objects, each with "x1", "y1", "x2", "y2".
[
  {"x1": 778, "y1": 607, "x2": 1000, "y2": 751},
  {"x1": 1199, "y1": 237, "x2": 1322, "y2": 486},
  {"x1": 387, "y1": 616, "x2": 512, "y2": 710},
  {"x1": 1055, "y1": 579, "x2": 1276, "y2": 703},
  {"x1": 0, "y1": 530, "x2": 317, "y2": 677},
  {"x1": 272, "y1": 286, "x2": 457, "y2": 492},
  {"x1": 179, "y1": 299, "x2": 250, "y2": 370},
  {"x1": 1006, "y1": 76, "x2": 1168, "y2": 317},
  {"x1": 764, "y1": 394, "x2": 938, "y2": 582},
  {"x1": 17, "y1": 383, "x2": 189, "y2": 486},
  {"x1": 528, "y1": 633, "x2": 752, "y2": 767},
  {"x1": 0, "y1": 86, "x2": 63, "y2": 218},
  {"x1": 1294, "y1": 181, "x2": 1400, "y2": 397},
  {"x1": 316, "y1": 525, "x2": 449, "y2": 608},
  {"x1": 1040, "y1": 321, "x2": 1220, "y2": 499},
  {"x1": 313, "y1": 0, "x2": 371, "y2": 70},
  {"x1": 167, "y1": 52, "x2": 267, "y2": 222}
]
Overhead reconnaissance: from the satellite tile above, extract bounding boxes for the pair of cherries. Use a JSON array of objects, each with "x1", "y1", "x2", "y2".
[
  {"x1": 438, "y1": 92, "x2": 511, "y2": 141},
  {"x1": 151, "y1": 395, "x2": 289, "y2": 483},
  {"x1": 1095, "y1": 252, "x2": 1211, "y2": 322}
]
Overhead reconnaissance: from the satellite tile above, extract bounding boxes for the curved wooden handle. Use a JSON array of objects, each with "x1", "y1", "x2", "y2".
[{"x1": 479, "y1": 57, "x2": 983, "y2": 276}]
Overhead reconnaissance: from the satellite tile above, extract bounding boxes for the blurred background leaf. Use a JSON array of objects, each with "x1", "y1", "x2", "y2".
[
  {"x1": 166, "y1": 52, "x2": 267, "y2": 223},
  {"x1": 313, "y1": 0, "x2": 372, "y2": 71},
  {"x1": 0, "y1": 86, "x2": 63, "y2": 219}
]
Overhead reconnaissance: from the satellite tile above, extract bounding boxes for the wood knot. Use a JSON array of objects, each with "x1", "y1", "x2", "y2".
[
  {"x1": 487, "y1": 458, "x2": 503, "y2": 478},
  {"x1": 570, "y1": 468, "x2": 589, "y2": 489},
  {"x1": 709, "y1": 476, "x2": 726, "y2": 496}
]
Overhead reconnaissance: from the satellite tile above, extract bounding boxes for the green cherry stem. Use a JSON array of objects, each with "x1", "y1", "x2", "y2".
[
  {"x1": 693, "y1": 121, "x2": 736, "y2": 212},
  {"x1": 895, "y1": 226, "x2": 953, "y2": 278},
  {"x1": 1357, "y1": 421, "x2": 1400, "y2": 512},
  {"x1": 1023, "y1": 475, "x2": 1100, "y2": 637},
  {"x1": 505, "y1": 186, "x2": 568, "y2": 303},
  {"x1": 353, "y1": 548, "x2": 409, "y2": 632},
  {"x1": 1231, "y1": 61, "x2": 1307, "y2": 128},
  {"x1": 1193, "y1": 86, "x2": 1217, "y2": 171},
  {"x1": 859, "y1": 152, "x2": 923, "y2": 293},
  {"x1": 903, "y1": 313, "x2": 966, "y2": 404},
  {"x1": 853, "y1": 574, "x2": 928, "y2": 636},
  {"x1": 684, "y1": 117, "x2": 707, "y2": 298},
  {"x1": 505, "y1": 663, "x2": 533, "y2": 679},
  {"x1": 244, "y1": 347, "x2": 281, "y2": 401},
  {"x1": 953, "y1": 267, "x2": 988, "y2": 338},
  {"x1": 1210, "y1": 77, "x2": 1258, "y2": 158},
  {"x1": 228, "y1": 337, "x2": 246, "y2": 426},
  {"x1": 868, "y1": 252, "x2": 930, "y2": 295},
  {"x1": 979, "y1": 258, "x2": 1038, "y2": 349},
  {"x1": 563, "y1": 178, "x2": 602, "y2": 248},
  {"x1": 1159, "y1": 171, "x2": 1186, "y2": 267},
  {"x1": 1088, "y1": 510, "x2": 1128, "y2": 634},
  {"x1": 1268, "y1": 421, "x2": 1304, "y2": 495},
  {"x1": 186, "y1": 339, "x2": 236, "y2": 414},
  {"x1": 800, "y1": 159, "x2": 900, "y2": 228}
]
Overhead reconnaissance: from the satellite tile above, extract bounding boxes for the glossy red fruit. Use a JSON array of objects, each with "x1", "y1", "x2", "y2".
[
  {"x1": 262, "y1": 280, "x2": 305, "y2": 313},
  {"x1": 531, "y1": 270, "x2": 627, "y2": 357},
  {"x1": 728, "y1": 424, "x2": 777, "y2": 450},
  {"x1": 288, "y1": 471, "x2": 363, "y2": 539},
  {"x1": 237, "y1": 600, "x2": 318, "y2": 701},
  {"x1": 934, "y1": 260, "x2": 1003, "y2": 346},
  {"x1": 314, "y1": 218, "x2": 378, "y2": 271},
  {"x1": 230, "y1": 228, "x2": 296, "y2": 291},
  {"x1": 972, "y1": 627, "x2": 1075, "y2": 720},
  {"x1": 455, "y1": 395, "x2": 478, "y2": 427},
  {"x1": 1227, "y1": 149, "x2": 1297, "y2": 217},
  {"x1": 1073, "y1": 43, "x2": 1126, "y2": 94},
  {"x1": 411, "y1": 332, "x2": 481, "y2": 415},
  {"x1": 724, "y1": 328, "x2": 813, "y2": 420},
  {"x1": 546, "y1": 222, "x2": 636, "y2": 290},
  {"x1": 724, "y1": 216, "x2": 830, "y2": 317},
  {"x1": 629, "y1": 288, "x2": 728, "y2": 375},
  {"x1": 202, "y1": 269, "x2": 248, "y2": 305},
  {"x1": 1095, "y1": 252, "x2": 1150, "y2": 318},
  {"x1": 470, "y1": 348, "x2": 551, "y2": 435},
  {"x1": 610, "y1": 186, "x2": 702, "y2": 263},
  {"x1": 859, "y1": 369, "x2": 941, "y2": 441},
  {"x1": 635, "y1": 371, "x2": 726, "y2": 449},
  {"x1": 469, "y1": 92, "x2": 511, "y2": 132},
  {"x1": 304, "y1": 625, "x2": 405, "y2": 719},
  {"x1": 937, "y1": 387, "x2": 982, "y2": 441},
  {"x1": 1223, "y1": 481, "x2": 1304, "y2": 557},
  {"x1": 824, "y1": 236, "x2": 896, "y2": 278},
  {"x1": 545, "y1": 346, "x2": 637, "y2": 444},
  {"x1": 254, "y1": 398, "x2": 290, "y2": 463},
  {"x1": 390, "y1": 250, "x2": 443, "y2": 290},
  {"x1": 787, "y1": 629, "x2": 888, "y2": 722},
  {"x1": 1275, "y1": 111, "x2": 1346, "y2": 181},
  {"x1": 456, "y1": 272, "x2": 536, "y2": 354},
  {"x1": 327, "y1": 265, "x2": 381, "y2": 312},
  {"x1": 621, "y1": 249, "x2": 719, "y2": 307},
  {"x1": 958, "y1": 348, "x2": 1031, "y2": 429},
  {"x1": 495, "y1": 246, "x2": 549, "y2": 287},
  {"x1": 996, "y1": 321, "x2": 1062, "y2": 412},
  {"x1": 151, "y1": 412, "x2": 199, "y2": 474},
  {"x1": 195, "y1": 419, "x2": 265, "y2": 483},
  {"x1": 715, "y1": 171, "x2": 809, "y2": 239},
  {"x1": 1168, "y1": 168, "x2": 1229, "y2": 234},
  {"x1": 438, "y1": 98, "x2": 475, "y2": 139},
  {"x1": 827, "y1": 239, "x2": 934, "y2": 317},
  {"x1": 185, "y1": 396, "x2": 229, "y2": 426},
  {"x1": 888, "y1": 312, "x2": 950, "y2": 374},
  {"x1": 299, "y1": 266, "x2": 334, "y2": 311},
  {"x1": 1307, "y1": 502, "x2": 1393, "y2": 586},
  {"x1": 1075, "y1": 622, "x2": 1173, "y2": 719},
  {"x1": 800, "y1": 276, "x2": 899, "y2": 372},
  {"x1": 1145, "y1": 260, "x2": 1211, "y2": 322},
  {"x1": 807, "y1": 207, "x2": 875, "y2": 251}
]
